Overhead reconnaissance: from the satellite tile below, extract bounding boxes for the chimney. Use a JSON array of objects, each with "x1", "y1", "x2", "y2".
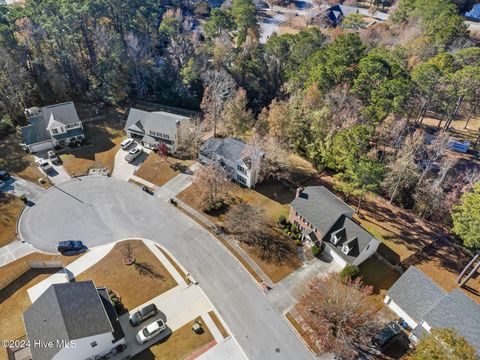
[{"x1": 296, "y1": 187, "x2": 304, "y2": 198}]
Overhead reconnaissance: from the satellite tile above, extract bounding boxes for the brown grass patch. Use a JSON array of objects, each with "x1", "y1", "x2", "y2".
[
  {"x1": 208, "y1": 311, "x2": 229, "y2": 339},
  {"x1": 135, "y1": 153, "x2": 194, "y2": 187},
  {"x1": 132, "y1": 316, "x2": 215, "y2": 360},
  {"x1": 0, "y1": 194, "x2": 24, "y2": 247},
  {"x1": 156, "y1": 246, "x2": 192, "y2": 285},
  {"x1": 76, "y1": 240, "x2": 177, "y2": 310}
]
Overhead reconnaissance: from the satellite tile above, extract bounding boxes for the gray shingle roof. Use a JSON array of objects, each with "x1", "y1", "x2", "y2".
[
  {"x1": 23, "y1": 281, "x2": 114, "y2": 360},
  {"x1": 387, "y1": 267, "x2": 446, "y2": 323},
  {"x1": 21, "y1": 114, "x2": 51, "y2": 145},
  {"x1": 125, "y1": 108, "x2": 189, "y2": 137},
  {"x1": 200, "y1": 137, "x2": 260, "y2": 166},
  {"x1": 324, "y1": 216, "x2": 379, "y2": 264},
  {"x1": 43, "y1": 102, "x2": 80, "y2": 127},
  {"x1": 290, "y1": 186, "x2": 354, "y2": 237}
]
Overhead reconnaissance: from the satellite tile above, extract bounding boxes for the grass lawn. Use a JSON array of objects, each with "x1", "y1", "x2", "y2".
[
  {"x1": 76, "y1": 240, "x2": 177, "y2": 310},
  {"x1": 135, "y1": 153, "x2": 194, "y2": 187},
  {"x1": 0, "y1": 253, "x2": 82, "y2": 358},
  {"x1": 0, "y1": 193, "x2": 24, "y2": 247},
  {"x1": 133, "y1": 316, "x2": 215, "y2": 360},
  {"x1": 208, "y1": 311, "x2": 229, "y2": 339},
  {"x1": 156, "y1": 245, "x2": 192, "y2": 285},
  {"x1": 0, "y1": 133, "x2": 47, "y2": 186},
  {"x1": 60, "y1": 113, "x2": 125, "y2": 176},
  {"x1": 285, "y1": 311, "x2": 320, "y2": 354}
]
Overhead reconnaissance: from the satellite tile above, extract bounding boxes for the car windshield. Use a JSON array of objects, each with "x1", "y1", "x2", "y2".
[{"x1": 142, "y1": 328, "x2": 150, "y2": 337}]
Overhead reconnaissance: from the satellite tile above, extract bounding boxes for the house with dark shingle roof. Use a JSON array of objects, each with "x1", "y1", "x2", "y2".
[
  {"x1": 385, "y1": 266, "x2": 480, "y2": 353},
  {"x1": 288, "y1": 186, "x2": 379, "y2": 266},
  {"x1": 198, "y1": 137, "x2": 264, "y2": 188},
  {"x1": 23, "y1": 281, "x2": 125, "y2": 360},
  {"x1": 21, "y1": 102, "x2": 84, "y2": 153},
  {"x1": 124, "y1": 108, "x2": 190, "y2": 153}
]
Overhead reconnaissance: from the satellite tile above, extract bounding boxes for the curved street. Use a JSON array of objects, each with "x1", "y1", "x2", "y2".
[{"x1": 18, "y1": 176, "x2": 313, "y2": 360}]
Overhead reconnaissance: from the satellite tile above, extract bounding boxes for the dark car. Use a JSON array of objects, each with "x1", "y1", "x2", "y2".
[
  {"x1": 57, "y1": 240, "x2": 86, "y2": 255},
  {"x1": 0, "y1": 170, "x2": 11, "y2": 181},
  {"x1": 372, "y1": 321, "x2": 402, "y2": 348},
  {"x1": 129, "y1": 304, "x2": 158, "y2": 327}
]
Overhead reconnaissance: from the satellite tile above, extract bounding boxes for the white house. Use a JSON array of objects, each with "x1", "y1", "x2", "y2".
[
  {"x1": 385, "y1": 266, "x2": 480, "y2": 353},
  {"x1": 23, "y1": 281, "x2": 125, "y2": 360},
  {"x1": 288, "y1": 186, "x2": 380, "y2": 267},
  {"x1": 124, "y1": 108, "x2": 190, "y2": 154},
  {"x1": 21, "y1": 102, "x2": 84, "y2": 153},
  {"x1": 199, "y1": 137, "x2": 263, "y2": 188}
]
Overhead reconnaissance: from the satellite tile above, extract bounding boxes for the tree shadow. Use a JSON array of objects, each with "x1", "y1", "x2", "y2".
[
  {"x1": 134, "y1": 262, "x2": 166, "y2": 281},
  {"x1": 254, "y1": 179, "x2": 295, "y2": 205}
]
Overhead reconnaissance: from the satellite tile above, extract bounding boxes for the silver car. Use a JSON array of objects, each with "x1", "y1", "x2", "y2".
[{"x1": 136, "y1": 320, "x2": 166, "y2": 344}]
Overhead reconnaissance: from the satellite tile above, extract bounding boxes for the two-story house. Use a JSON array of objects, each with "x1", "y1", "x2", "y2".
[
  {"x1": 21, "y1": 102, "x2": 84, "y2": 153},
  {"x1": 288, "y1": 186, "x2": 379, "y2": 267},
  {"x1": 23, "y1": 281, "x2": 125, "y2": 360},
  {"x1": 198, "y1": 137, "x2": 263, "y2": 188},
  {"x1": 124, "y1": 108, "x2": 190, "y2": 154}
]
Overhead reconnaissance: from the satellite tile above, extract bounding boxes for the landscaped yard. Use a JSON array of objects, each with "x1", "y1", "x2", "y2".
[
  {"x1": 0, "y1": 193, "x2": 24, "y2": 247},
  {"x1": 133, "y1": 316, "x2": 215, "y2": 360},
  {"x1": 0, "y1": 253, "x2": 82, "y2": 359},
  {"x1": 60, "y1": 108, "x2": 126, "y2": 176},
  {"x1": 135, "y1": 153, "x2": 194, "y2": 187},
  {"x1": 76, "y1": 240, "x2": 177, "y2": 310}
]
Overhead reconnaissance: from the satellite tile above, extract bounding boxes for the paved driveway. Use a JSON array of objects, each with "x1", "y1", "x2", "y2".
[
  {"x1": 112, "y1": 143, "x2": 150, "y2": 181},
  {"x1": 34, "y1": 153, "x2": 71, "y2": 184},
  {"x1": 1, "y1": 176, "x2": 45, "y2": 200},
  {"x1": 18, "y1": 176, "x2": 313, "y2": 360}
]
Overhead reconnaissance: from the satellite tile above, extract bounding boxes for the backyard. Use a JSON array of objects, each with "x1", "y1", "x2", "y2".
[
  {"x1": 133, "y1": 316, "x2": 215, "y2": 360},
  {"x1": 75, "y1": 240, "x2": 177, "y2": 310},
  {"x1": 60, "y1": 106, "x2": 126, "y2": 176},
  {"x1": 0, "y1": 193, "x2": 24, "y2": 247},
  {"x1": 135, "y1": 153, "x2": 194, "y2": 187}
]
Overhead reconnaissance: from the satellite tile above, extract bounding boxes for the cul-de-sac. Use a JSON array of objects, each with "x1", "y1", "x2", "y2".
[{"x1": 1, "y1": 0, "x2": 480, "y2": 359}]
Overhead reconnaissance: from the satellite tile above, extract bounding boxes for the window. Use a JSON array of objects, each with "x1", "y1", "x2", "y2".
[
  {"x1": 236, "y1": 174, "x2": 246, "y2": 184},
  {"x1": 342, "y1": 244, "x2": 350, "y2": 255},
  {"x1": 52, "y1": 128, "x2": 58, "y2": 134},
  {"x1": 237, "y1": 165, "x2": 246, "y2": 174},
  {"x1": 331, "y1": 234, "x2": 339, "y2": 245},
  {"x1": 164, "y1": 134, "x2": 169, "y2": 139},
  {"x1": 90, "y1": 341, "x2": 97, "y2": 348}
]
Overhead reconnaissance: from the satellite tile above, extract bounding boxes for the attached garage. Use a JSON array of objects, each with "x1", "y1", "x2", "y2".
[
  {"x1": 323, "y1": 243, "x2": 347, "y2": 268},
  {"x1": 29, "y1": 140, "x2": 54, "y2": 153}
]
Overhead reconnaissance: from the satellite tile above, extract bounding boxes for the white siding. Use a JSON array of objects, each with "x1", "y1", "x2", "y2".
[
  {"x1": 352, "y1": 239, "x2": 380, "y2": 266},
  {"x1": 30, "y1": 141, "x2": 54, "y2": 153},
  {"x1": 324, "y1": 245, "x2": 348, "y2": 267},
  {"x1": 384, "y1": 296, "x2": 418, "y2": 329},
  {"x1": 53, "y1": 332, "x2": 124, "y2": 360}
]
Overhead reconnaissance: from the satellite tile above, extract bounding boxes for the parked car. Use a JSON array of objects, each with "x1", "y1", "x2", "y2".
[
  {"x1": 141, "y1": 185, "x2": 154, "y2": 195},
  {"x1": 129, "y1": 304, "x2": 158, "y2": 326},
  {"x1": 0, "y1": 170, "x2": 10, "y2": 181},
  {"x1": 36, "y1": 159, "x2": 52, "y2": 173},
  {"x1": 47, "y1": 150, "x2": 61, "y2": 165},
  {"x1": 125, "y1": 146, "x2": 143, "y2": 163},
  {"x1": 136, "y1": 319, "x2": 166, "y2": 344},
  {"x1": 372, "y1": 321, "x2": 402, "y2": 349},
  {"x1": 121, "y1": 138, "x2": 134, "y2": 150},
  {"x1": 57, "y1": 240, "x2": 87, "y2": 255}
]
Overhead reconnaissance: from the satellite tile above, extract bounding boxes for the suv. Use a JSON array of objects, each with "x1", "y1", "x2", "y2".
[
  {"x1": 47, "y1": 150, "x2": 61, "y2": 165},
  {"x1": 129, "y1": 304, "x2": 158, "y2": 327},
  {"x1": 125, "y1": 146, "x2": 143, "y2": 163},
  {"x1": 136, "y1": 320, "x2": 166, "y2": 344},
  {"x1": 372, "y1": 321, "x2": 402, "y2": 349},
  {"x1": 36, "y1": 159, "x2": 52, "y2": 173},
  {"x1": 121, "y1": 138, "x2": 134, "y2": 150},
  {"x1": 0, "y1": 170, "x2": 10, "y2": 181},
  {"x1": 57, "y1": 241, "x2": 86, "y2": 255}
]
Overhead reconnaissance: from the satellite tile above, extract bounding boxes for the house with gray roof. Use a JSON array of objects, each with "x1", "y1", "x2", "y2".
[
  {"x1": 199, "y1": 137, "x2": 264, "y2": 188},
  {"x1": 385, "y1": 266, "x2": 480, "y2": 353},
  {"x1": 23, "y1": 281, "x2": 125, "y2": 360},
  {"x1": 21, "y1": 102, "x2": 84, "y2": 153},
  {"x1": 124, "y1": 108, "x2": 190, "y2": 153},
  {"x1": 288, "y1": 186, "x2": 379, "y2": 267}
]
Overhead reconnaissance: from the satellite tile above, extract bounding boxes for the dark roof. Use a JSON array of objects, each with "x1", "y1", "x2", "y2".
[
  {"x1": 97, "y1": 288, "x2": 125, "y2": 343},
  {"x1": 200, "y1": 137, "x2": 259, "y2": 165},
  {"x1": 387, "y1": 267, "x2": 446, "y2": 323},
  {"x1": 23, "y1": 281, "x2": 114, "y2": 360},
  {"x1": 51, "y1": 127, "x2": 84, "y2": 141},
  {"x1": 43, "y1": 102, "x2": 80, "y2": 127},
  {"x1": 290, "y1": 186, "x2": 353, "y2": 236},
  {"x1": 21, "y1": 114, "x2": 51, "y2": 145},
  {"x1": 324, "y1": 215, "x2": 378, "y2": 263},
  {"x1": 326, "y1": 4, "x2": 344, "y2": 24}
]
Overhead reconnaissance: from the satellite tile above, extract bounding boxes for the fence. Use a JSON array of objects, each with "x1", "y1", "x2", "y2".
[
  {"x1": 0, "y1": 260, "x2": 64, "y2": 291},
  {"x1": 81, "y1": 115, "x2": 106, "y2": 123},
  {"x1": 132, "y1": 99, "x2": 202, "y2": 117},
  {"x1": 27, "y1": 260, "x2": 64, "y2": 269}
]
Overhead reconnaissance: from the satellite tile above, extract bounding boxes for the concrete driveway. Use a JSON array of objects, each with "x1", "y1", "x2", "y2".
[
  {"x1": 33, "y1": 153, "x2": 70, "y2": 184},
  {"x1": 18, "y1": 176, "x2": 313, "y2": 360},
  {"x1": 1, "y1": 176, "x2": 44, "y2": 200},
  {"x1": 112, "y1": 143, "x2": 150, "y2": 181}
]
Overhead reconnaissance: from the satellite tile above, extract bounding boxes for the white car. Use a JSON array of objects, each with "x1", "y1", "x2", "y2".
[
  {"x1": 36, "y1": 159, "x2": 52, "y2": 173},
  {"x1": 125, "y1": 146, "x2": 143, "y2": 163},
  {"x1": 121, "y1": 138, "x2": 134, "y2": 150},
  {"x1": 136, "y1": 320, "x2": 166, "y2": 344}
]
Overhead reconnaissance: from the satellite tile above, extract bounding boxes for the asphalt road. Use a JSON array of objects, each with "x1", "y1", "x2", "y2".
[{"x1": 18, "y1": 176, "x2": 313, "y2": 360}]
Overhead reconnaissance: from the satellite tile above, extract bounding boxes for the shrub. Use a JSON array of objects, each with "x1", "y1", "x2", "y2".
[
  {"x1": 311, "y1": 245, "x2": 321, "y2": 256},
  {"x1": 340, "y1": 264, "x2": 360, "y2": 282},
  {"x1": 278, "y1": 215, "x2": 287, "y2": 225},
  {"x1": 114, "y1": 302, "x2": 125, "y2": 315},
  {"x1": 19, "y1": 194, "x2": 27, "y2": 202},
  {"x1": 0, "y1": 116, "x2": 14, "y2": 138},
  {"x1": 295, "y1": 239, "x2": 302, "y2": 247},
  {"x1": 111, "y1": 297, "x2": 120, "y2": 304}
]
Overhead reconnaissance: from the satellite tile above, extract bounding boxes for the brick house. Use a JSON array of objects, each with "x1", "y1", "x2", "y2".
[{"x1": 288, "y1": 186, "x2": 379, "y2": 267}]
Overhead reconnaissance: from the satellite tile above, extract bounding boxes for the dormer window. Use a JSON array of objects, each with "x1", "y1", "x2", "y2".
[
  {"x1": 342, "y1": 243, "x2": 350, "y2": 255},
  {"x1": 331, "y1": 233, "x2": 339, "y2": 245},
  {"x1": 52, "y1": 128, "x2": 58, "y2": 134}
]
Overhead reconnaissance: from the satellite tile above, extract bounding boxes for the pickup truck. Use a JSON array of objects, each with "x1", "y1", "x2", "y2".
[
  {"x1": 36, "y1": 159, "x2": 53, "y2": 173},
  {"x1": 125, "y1": 146, "x2": 143, "y2": 163}
]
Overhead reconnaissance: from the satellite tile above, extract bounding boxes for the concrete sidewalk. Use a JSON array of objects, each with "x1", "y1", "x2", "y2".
[{"x1": 0, "y1": 240, "x2": 37, "y2": 267}]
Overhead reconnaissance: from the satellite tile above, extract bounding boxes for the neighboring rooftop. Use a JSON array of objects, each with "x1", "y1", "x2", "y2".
[
  {"x1": 23, "y1": 281, "x2": 115, "y2": 360},
  {"x1": 200, "y1": 137, "x2": 258, "y2": 167},
  {"x1": 125, "y1": 108, "x2": 189, "y2": 135},
  {"x1": 290, "y1": 186, "x2": 353, "y2": 236}
]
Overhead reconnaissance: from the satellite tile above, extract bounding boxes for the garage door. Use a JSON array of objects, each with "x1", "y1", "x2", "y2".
[
  {"x1": 324, "y1": 244, "x2": 347, "y2": 267},
  {"x1": 30, "y1": 141, "x2": 54, "y2": 153}
]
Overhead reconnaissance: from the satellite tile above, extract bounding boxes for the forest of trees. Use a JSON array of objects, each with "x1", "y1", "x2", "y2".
[{"x1": 1, "y1": 0, "x2": 480, "y2": 233}]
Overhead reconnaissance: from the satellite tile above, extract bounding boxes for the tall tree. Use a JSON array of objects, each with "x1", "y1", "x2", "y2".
[{"x1": 452, "y1": 182, "x2": 480, "y2": 249}]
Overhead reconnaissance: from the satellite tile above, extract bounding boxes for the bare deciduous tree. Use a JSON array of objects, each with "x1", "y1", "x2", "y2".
[
  {"x1": 194, "y1": 162, "x2": 230, "y2": 207},
  {"x1": 297, "y1": 274, "x2": 381, "y2": 359},
  {"x1": 176, "y1": 118, "x2": 205, "y2": 159},
  {"x1": 223, "y1": 202, "x2": 266, "y2": 237}
]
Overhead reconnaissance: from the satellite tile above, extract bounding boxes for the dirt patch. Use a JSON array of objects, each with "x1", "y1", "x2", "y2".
[
  {"x1": 132, "y1": 316, "x2": 215, "y2": 360},
  {"x1": 135, "y1": 153, "x2": 194, "y2": 187},
  {"x1": 76, "y1": 240, "x2": 177, "y2": 310},
  {"x1": 0, "y1": 193, "x2": 24, "y2": 247}
]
